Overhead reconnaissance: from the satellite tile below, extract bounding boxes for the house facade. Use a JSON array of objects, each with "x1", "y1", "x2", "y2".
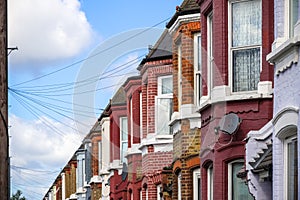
[
  {"x1": 107, "y1": 87, "x2": 129, "y2": 200},
  {"x1": 197, "y1": 0, "x2": 274, "y2": 199},
  {"x1": 138, "y1": 29, "x2": 174, "y2": 200},
  {"x1": 122, "y1": 76, "x2": 143, "y2": 199},
  {"x1": 245, "y1": 0, "x2": 300, "y2": 199},
  {"x1": 166, "y1": 0, "x2": 201, "y2": 199}
]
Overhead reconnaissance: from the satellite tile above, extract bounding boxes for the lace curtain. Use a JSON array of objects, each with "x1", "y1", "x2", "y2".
[{"x1": 231, "y1": 0, "x2": 261, "y2": 92}]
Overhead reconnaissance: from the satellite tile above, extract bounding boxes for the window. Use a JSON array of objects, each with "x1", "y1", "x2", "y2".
[
  {"x1": 288, "y1": 0, "x2": 299, "y2": 37},
  {"x1": 157, "y1": 184, "x2": 163, "y2": 200},
  {"x1": 230, "y1": 0, "x2": 261, "y2": 92},
  {"x1": 130, "y1": 97, "x2": 133, "y2": 146},
  {"x1": 177, "y1": 42, "x2": 182, "y2": 109},
  {"x1": 156, "y1": 76, "x2": 173, "y2": 135},
  {"x1": 228, "y1": 160, "x2": 253, "y2": 200},
  {"x1": 140, "y1": 92, "x2": 143, "y2": 140},
  {"x1": 194, "y1": 33, "x2": 202, "y2": 106},
  {"x1": 284, "y1": 136, "x2": 298, "y2": 200},
  {"x1": 120, "y1": 117, "x2": 128, "y2": 163},
  {"x1": 98, "y1": 141, "x2": 102, "y2": 172},
  {"x1": 178, "y1": 172, "x2": 182, "y2": 200},
  {"x1": 207, "y1": 12, "x2": 213, "y2": 96},
  {"x1": 207, "y1": 165, "x2": 213, "y2": 200},
  {"x1": 193, "y1": 168, "x2": 201, "y2": 200}
]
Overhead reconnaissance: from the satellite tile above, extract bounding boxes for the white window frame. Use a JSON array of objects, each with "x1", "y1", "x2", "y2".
[
  {"x1": 228, "y1": 0, "x2": 262, "y2": 93},
  {"x1": 157, "y1": 184, "x2": 163, "y2": 200},
  {"x1": 284, "y1": 135, "x2": 298, "y2": 200},
  {"x1": 207, "y1": 12, "x2": 213, "y2": 98},
  {"x1": 194, "y1": 33, "x2": 202, "y2": 107},
  {"x1": 155, "y1": 75, "x2": 173, "y2": 135},
  {"x1": 285, "y1": 0, "x2": 299, "y2": 38},
  {"x1": 178, "y1": 172, "x2": 182, "y2": 200},
  {"x1": 207, "y1": 165, "x2": 213, "y2": 200},
  {"x1": 140, "y1": 189, "x2": 143, "y2": 200},
  {"x1": 120, "y1": 117, "x2": 128, "y2": 164},
  {"x1": 177, "y1": 42, "x2": 182, "y2": 110},
  {"x1": 193, "y1": 168, "x2": 201, "y2": 200},
  {"x1": 146, "y1": 188, "x2": 149, "y2": 200}
]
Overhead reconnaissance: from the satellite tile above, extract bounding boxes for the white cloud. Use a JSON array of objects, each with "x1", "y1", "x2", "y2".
[
  {"x1": 9, "y1": 114, "x2": 83, "y2": 169},
  {"x1": 8, "y1": 0, "x2": 94, "y2": 67}
]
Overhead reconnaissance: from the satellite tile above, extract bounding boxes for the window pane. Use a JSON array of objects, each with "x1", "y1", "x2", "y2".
[
  {"x1": 121, "y1": 142, "x2": 128, "y2": 163},
  {"x1": 288, "y1": 139, "x2": 298, "y2": 200},
  {"x1": 232, "y1": 163, "x2": 253, "y2": 200},
  {"x1": 198, "y1": 35, "x2": 202, "y2": 72},
  {"x1": 232, "y1": 0, "x2": 261, "y2": 47},
  {"x1": 121, "y1": 117, "x2": 128, "y2": 140},
  {"x1": 290, "y1": 0, "x2": 299, "y2": 37},
  {"x1": 162, "y1": 77, "x2": 173, "y2": 94},
  {"x1": 233, "y1": 48, "x2": 260, "y2": 92},
  {"x1": 98, "y1": 141, "x2": 102, "y2": 171},
  {"x1": 156, "y1": 98, "x2": 173, "y2": 135}
]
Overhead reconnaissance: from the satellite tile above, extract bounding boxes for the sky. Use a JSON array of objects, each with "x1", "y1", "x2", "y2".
[{"x1": 7, "y1": 0, "x2": 183, "y2": 199}]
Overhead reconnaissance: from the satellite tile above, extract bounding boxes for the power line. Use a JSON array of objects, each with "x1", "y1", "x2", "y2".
[
  {"x1": 12, "y1": 54, "x2": 143, "y2": 92},
  {"x1": 10, "y1": 17, "x2": 170, "y2": 87},
  {"x1": 9, "y1": 89, "x2": 90, "y2": 134},
  {"x1": 9, "y1": 91, "x2": 78, "y2": 139}
]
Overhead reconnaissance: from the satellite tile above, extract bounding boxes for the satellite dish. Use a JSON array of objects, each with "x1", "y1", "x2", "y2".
[{"x1": 219, "y1": 113, "x2": 241, "y2": 135}]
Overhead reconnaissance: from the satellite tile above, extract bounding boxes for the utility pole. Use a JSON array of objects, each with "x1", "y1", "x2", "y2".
[{"x1": 0, "y1": 0, "x2": 8, "y2": 199}]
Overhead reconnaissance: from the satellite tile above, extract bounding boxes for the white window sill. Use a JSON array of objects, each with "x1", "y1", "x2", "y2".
[
  {"x1": 198, "y1": 83, "x2": 273, "y2": 112},
  {"x1": 267, "y1": 35, "x2": 300, "y2": 75}
]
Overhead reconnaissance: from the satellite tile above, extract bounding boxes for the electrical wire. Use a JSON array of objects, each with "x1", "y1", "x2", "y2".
[
  {"x1": 10, "y1": 89, "x2": 92, "y2": 128},
  {"x1": 12, "y1": 54, "x2": 143, "y2": 93},
  {"x1": 10, "y1": 17, "x2": 170, "y2": 87},
  {"x1": 9, "y1": 88, "x2": 100, "y2": 118},
  {"x1": 9, "y1": 90, "x2": 78, "y2": 139}
]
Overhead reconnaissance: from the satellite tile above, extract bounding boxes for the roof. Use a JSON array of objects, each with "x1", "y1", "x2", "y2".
[
  {"x1": 166, "y1": 0, "x2": 200, "y2": 28},
  {"x1": 111, "y1": 87, "x2": 126, "y2": 106},
  {"x1": 137, "y1": 29, "x2": 172, "y2": 70}
]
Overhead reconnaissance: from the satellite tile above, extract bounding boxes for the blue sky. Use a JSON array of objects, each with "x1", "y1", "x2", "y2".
[{"x1": 8, "y1": 0, "x2": 182, "y2": 199}]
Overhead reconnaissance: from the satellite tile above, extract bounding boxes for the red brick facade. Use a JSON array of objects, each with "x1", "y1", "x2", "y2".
[
  {"x1": 198, "y1": 0, "x2": 274, "y2": 199},
  {"x1": 123, "y1": 76, "x2": 143, "y2": 200},
  {"x1": 167, "y1": 2, "x2": 201, "y2": 199},
  {"x1": 139, "y1": 58, "x2": 174, "y2": 200}
]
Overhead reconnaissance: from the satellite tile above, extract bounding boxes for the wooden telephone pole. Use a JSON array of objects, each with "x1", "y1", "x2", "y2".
[{"x1": 0, "y1": 0, "x2": 9, "y2": 199}]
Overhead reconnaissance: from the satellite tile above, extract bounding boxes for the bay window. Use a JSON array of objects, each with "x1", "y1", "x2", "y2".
[
  {"x1": 120, "y1": 117, "x2": 128, "y2": 163},
  {"x1": 156, "y1": 75, "x2": 173, "y2": 135},
  {"x1": 230, "y1": 0, "x2": 261, "y2": 92}
]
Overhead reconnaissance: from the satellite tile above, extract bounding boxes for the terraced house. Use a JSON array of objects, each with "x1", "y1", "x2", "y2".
[
  {"x1": 166, "y1": 0, "x2": 201, "y2": 199},
  {"x1": 197, "y1": 0, "x2": 274, "y2": 199},
  {"x1": 43, "y1": 0, "x2": 300, "y2": 199}
]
